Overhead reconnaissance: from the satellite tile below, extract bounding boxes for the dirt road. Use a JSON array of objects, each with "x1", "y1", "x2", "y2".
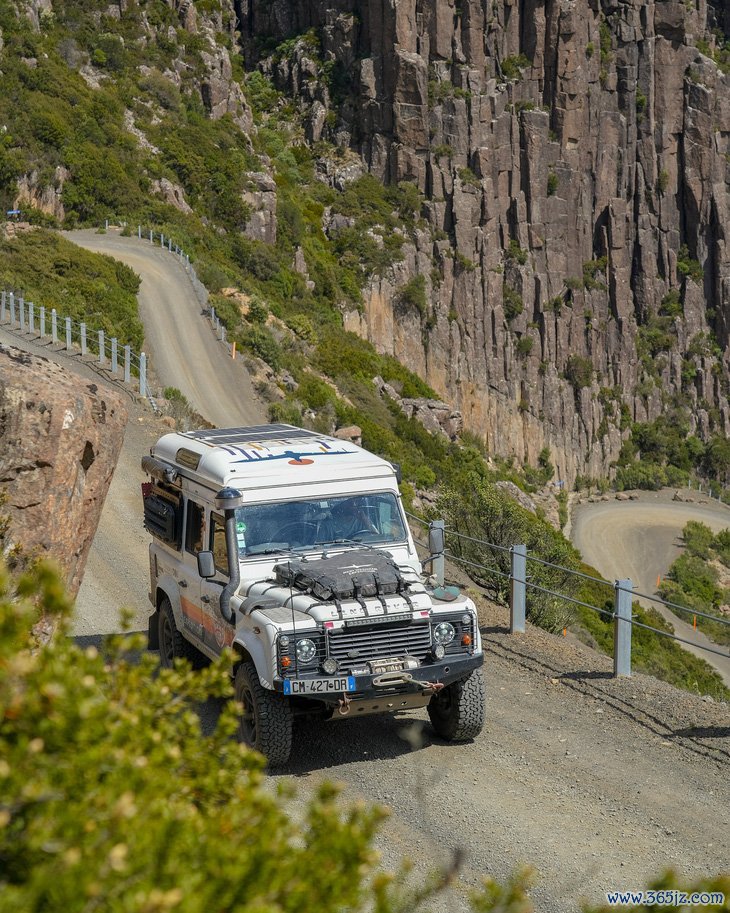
[
  {"x1": 64, "y1": 230, "x2": 265, "y2": 429},
  {"x1": 8, "y1": 233, "x2": 724, "y2": 912},
  {"x1": 572, "y1": 492, "x2": 730, "y2": 688}
]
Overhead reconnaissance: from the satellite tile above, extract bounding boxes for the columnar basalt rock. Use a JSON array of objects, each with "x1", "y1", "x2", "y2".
[
  {"x1": 0, "y1": 346, "x2": 127, "y2": 597},
  {"x1": 240, "y1": 0, "x2": 730, "y2": 485}
]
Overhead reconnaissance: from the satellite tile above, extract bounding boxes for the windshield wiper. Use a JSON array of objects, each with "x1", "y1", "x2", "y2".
[{"x1": 246, "y1": 543, "x2": 297, "y2": 556}]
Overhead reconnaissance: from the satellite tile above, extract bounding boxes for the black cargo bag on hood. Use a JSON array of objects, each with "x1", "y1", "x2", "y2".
[{"x1": 274, "y1": 549, "x2": 406, "y2": 601}]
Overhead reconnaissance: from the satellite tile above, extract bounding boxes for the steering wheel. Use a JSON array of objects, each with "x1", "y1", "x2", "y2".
[{"x1": 277, "y1": 521, "x2": 318, "y2": 547}]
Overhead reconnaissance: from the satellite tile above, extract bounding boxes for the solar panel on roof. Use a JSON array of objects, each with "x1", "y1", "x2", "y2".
[{"x1": 183, "y1": 425, "x2": 320, "y2": 447}]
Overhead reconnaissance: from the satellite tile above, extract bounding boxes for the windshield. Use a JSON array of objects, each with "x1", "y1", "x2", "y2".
[{"x1": 234, "y1": 492, "x2": 408, "y2": 556}]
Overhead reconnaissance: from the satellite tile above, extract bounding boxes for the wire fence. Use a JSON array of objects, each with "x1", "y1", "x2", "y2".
[{"x1": 406, "y1": 510, "x2": 730, "y2": 680}]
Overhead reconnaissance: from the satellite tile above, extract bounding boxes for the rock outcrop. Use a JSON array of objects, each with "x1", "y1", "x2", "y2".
[
  {"x1": 0, "y1": 345, "x2": 127, "y2": 597},
  {"x1": 239, "y1": 0, "x2": 730, "y2": 485}
]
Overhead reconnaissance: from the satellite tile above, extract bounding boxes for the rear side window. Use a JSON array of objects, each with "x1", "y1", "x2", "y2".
[
  {"x1": 210, "y1": 513, "x2": 228, "y2": 576},
  {"x1": 185, "y1": 501, "x2": 204, "y2": 554}
]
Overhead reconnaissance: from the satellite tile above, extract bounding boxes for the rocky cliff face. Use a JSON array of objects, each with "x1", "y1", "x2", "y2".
[
  {"x1": 239, "y1": 0, "x2": 730, "y2": 484},
  {"x1": 0, "y1": 345, "x2": 127, "y2": 597}
]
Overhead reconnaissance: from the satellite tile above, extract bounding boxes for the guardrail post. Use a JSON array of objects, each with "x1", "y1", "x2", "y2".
[
  {"x1": 9, "y1": 292, "x2": 15, "y2": 326},
  {"x1": 168, "y1": 237, "x2": 172, "y2": 252},
  {"x1": 139, "y1": 352, "x2": 147, "y2": 397},
  {"x1": 111, "y1": 337, "x2": 118, "y2": 374},
  {"x1": 614, "y1": 578, "x2": 633, "y2": 677},
  {"x1": 51, "y1": 309, "x2": 58, "y2": 344},
  {"x1": 80, "y1": 322, "x2": 87, "y2": 356},
  {"x1": 429, "y1": 519, "x2": 445, "y2": 586},
  {"x1": 138, "y1": 225, "x2": 141, "y2": 239},
  {"x1": 65, "y1": 317, "x2": 72, "y2": 351},
  {"x1": 98, "y1": 330, "x2": 105, "y2": 365},
  {"x1": 19, "y1": 295, "x2": 25, "y2": 332},
  {"x1": 1, "y1": 291, "x2": 5, "y2": 322},
  {"x1": 40, "y1": 306, "x2": 45, "y2": 338},
  {"x1": 28, "y1": 302, "x2": 34, "y2": 334},
  {"x1": 149, "y1": 229, "x2": 153, "y2": 243},
  {"x1": 510, "y1": 544, "x2": 527, "y2": 633},
  {"x1": 124, "y1": 345, "x2": 131, "y2": 383},
  {"x1": 160, "y1": 232, "x2": 164, "y2": 248}
]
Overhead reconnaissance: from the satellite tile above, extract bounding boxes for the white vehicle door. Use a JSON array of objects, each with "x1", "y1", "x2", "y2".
[
  {"x1": 179, "y1": 499, "x2": 205, "y2": 646},
  {"x1": 202, "y1": 511, "x2": 235, "y2": 654}
]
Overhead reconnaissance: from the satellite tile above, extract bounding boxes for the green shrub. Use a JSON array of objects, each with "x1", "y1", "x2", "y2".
[
  {"x1": 659, "y1": 288, "x2": 682, "y2": 317},
  {"x1": 677, "y1": 244, "x2": 703, "y2": 283},
  {"x1": 396, "y1": 275, "x2": 428, "y2": 318},
  {"x1": 500, "y1": 54, "x2": 531, "y2": 81},
  {"x1": 547, "y1": 172, "x2": 558, "y2": 196},
  {"x1": 503, "y1": 284, "x2": 523, "y2": 320},
  {"x1": 565, "y1": 355, "x2": 593, "y2": 391},
  {"x1": 516, "y1": 336, "x2": 534, "y2": 356},
  {"x1": 238, "y1": 325, "x2": 281, "y2": 369},
  {"x1": 506, "y1": 239, "x2": 528, "y2": 265}
]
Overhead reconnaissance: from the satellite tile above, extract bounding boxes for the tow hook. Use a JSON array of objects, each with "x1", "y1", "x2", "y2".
[
  {"x1": 337, "y1": 693, "x2": 352, "y2": 716},
  {"x1": 421, "y1": 681, "x2": 445, "y2": 694}
]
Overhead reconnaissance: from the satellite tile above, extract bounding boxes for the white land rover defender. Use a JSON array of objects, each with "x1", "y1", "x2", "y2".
[{"x1": 143, "y1": 424, "x2": 485, "y2": 764}]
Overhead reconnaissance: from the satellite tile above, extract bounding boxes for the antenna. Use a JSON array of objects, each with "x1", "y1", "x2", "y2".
[{"x1": 288, "y1": 559, "x2": 298, "y2": 679}]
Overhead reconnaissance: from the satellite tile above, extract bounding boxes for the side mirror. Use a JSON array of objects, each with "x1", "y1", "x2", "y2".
[
  {"x1": 197, "y1": 550, "x2": 216, "y2": 579},
  {"x1": 428, "y1": 523, "x2": 445, "y2": 556}
]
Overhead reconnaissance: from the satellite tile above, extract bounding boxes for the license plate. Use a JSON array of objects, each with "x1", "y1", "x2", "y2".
[
  {"x1": 283, "y1": 676, "x2": 356, "y2": 695},
  {"x1": 370, "y1": 657, "x2": 407, "y2": 675}
]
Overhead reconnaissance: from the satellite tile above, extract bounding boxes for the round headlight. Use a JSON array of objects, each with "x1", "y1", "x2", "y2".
[
  {"x1": 432, "y1": 643, "x2": 446, "y2": 660},
  {"x1": 433, "y1": 622, "x2": 456, "y2": 645},
  {"x1": 322, "y1": 657, "x2": 339, "y2": 675},
  {"x1": 296, "y1": 638, "x2": 317, "y2": 664},
  {"x1": 279, "y1": 635, "x2": 290, "y2": 648}
]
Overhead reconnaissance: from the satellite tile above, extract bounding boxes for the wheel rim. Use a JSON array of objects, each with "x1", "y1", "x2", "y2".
[
  {"x1": 239, "y1": 681, "x2": 257, "y2": 746},
  {"x1": 160, "y1": 613, "x2": 174, "y2": 666}
]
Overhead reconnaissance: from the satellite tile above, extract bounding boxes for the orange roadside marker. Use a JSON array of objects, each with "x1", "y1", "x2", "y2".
[
  {"x1": 563, "y1": 627, "x2": 567, "y2": 637},
  {"x1": 231, "y1": 340, "x2": 236, "y2": 359},
  {"x1": 693, "y1": 615, "x2": 697, "y2": 629},
  {"x1": 656, "y1": 574, "x2": 661, "y2": 587}
]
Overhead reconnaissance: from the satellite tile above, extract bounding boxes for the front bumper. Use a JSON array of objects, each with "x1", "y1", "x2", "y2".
[{"x1": 273, "y1": 652, "x2": 483, "y2": 704}]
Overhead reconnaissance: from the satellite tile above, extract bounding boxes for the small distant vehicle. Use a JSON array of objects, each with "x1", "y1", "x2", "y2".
[{"x1": 142, "y1": 424, "x2": 485, "y2": 764}]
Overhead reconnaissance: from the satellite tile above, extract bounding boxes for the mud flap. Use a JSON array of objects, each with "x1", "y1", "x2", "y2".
[{"x1": 148, "y1": 611, "x2": 160, "y2": 650}]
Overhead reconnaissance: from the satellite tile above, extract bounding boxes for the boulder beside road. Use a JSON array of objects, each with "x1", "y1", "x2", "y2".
[{"x1": 0, "y1": 344, "x2": 127, "y2": 597}]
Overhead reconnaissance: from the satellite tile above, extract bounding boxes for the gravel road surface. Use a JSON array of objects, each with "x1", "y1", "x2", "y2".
[
  {"x1": 5, "y1": 236, "x2": 726, "y2": 913},
  {"x1": 64, "y1": 230, "x2": 265, "y2": 429},
  {"x1": 572, "y1": 492, "x2": 730, "y2": 687}
]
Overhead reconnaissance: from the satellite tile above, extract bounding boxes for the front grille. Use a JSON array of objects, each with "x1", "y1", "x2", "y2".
[{"x1": 327, "y1": 622, "x2": 432, "y2": 671}]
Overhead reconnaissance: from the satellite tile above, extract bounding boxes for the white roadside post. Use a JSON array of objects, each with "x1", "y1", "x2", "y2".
[
  {"x1": 51, "y1": 309, "x2": 58, "y2": 344},
  {"x1": 65, "y1": 317, "x2": 72, "y2": 351},
  {"x1": 614, "y1": 579, "x2": 633, "y2": 677},
  {"x1": 18, "y1": 295, "x2": 25, "y2": 332},
  {"x1": 80, "y1": 323, "x2": 87, "y2": 356},
  {"x1": 510, "y1": 544, "x2": 527, "y2": 633},
  {"x1": 139, "y1": 352, "x2": 147, "y2": 398},
  {"x1": 111, "y1": 338, "x2": 118, "y2": 375},
  {"x1": 40, "y1": 306, "x2": 45, "y2": 339},
  {"x1": 98, "y1": 330, "x2": 105, "y2": 365}
]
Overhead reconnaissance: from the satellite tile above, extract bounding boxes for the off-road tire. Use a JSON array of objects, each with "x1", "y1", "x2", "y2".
[
  {"x1": 427, "y1": 668, "x2": 485, "y2": 742},
  {"x1": 157, "y1": 597, "x2": 205, "y2": 669},
  {"x1": 235, "y1": 661, "x2": 294, "y2": 766}
]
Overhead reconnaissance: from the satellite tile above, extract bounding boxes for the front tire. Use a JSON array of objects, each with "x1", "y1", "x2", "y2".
[
  {"x1": 157, "y1": 597, "x2": 204, "y2": 669},
  {"x1": 428, "y1": 668, "x2": 485, "y2": 742},
  {"x1": 235, "y1": 661, "x2": 293, "y2": 766}
]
